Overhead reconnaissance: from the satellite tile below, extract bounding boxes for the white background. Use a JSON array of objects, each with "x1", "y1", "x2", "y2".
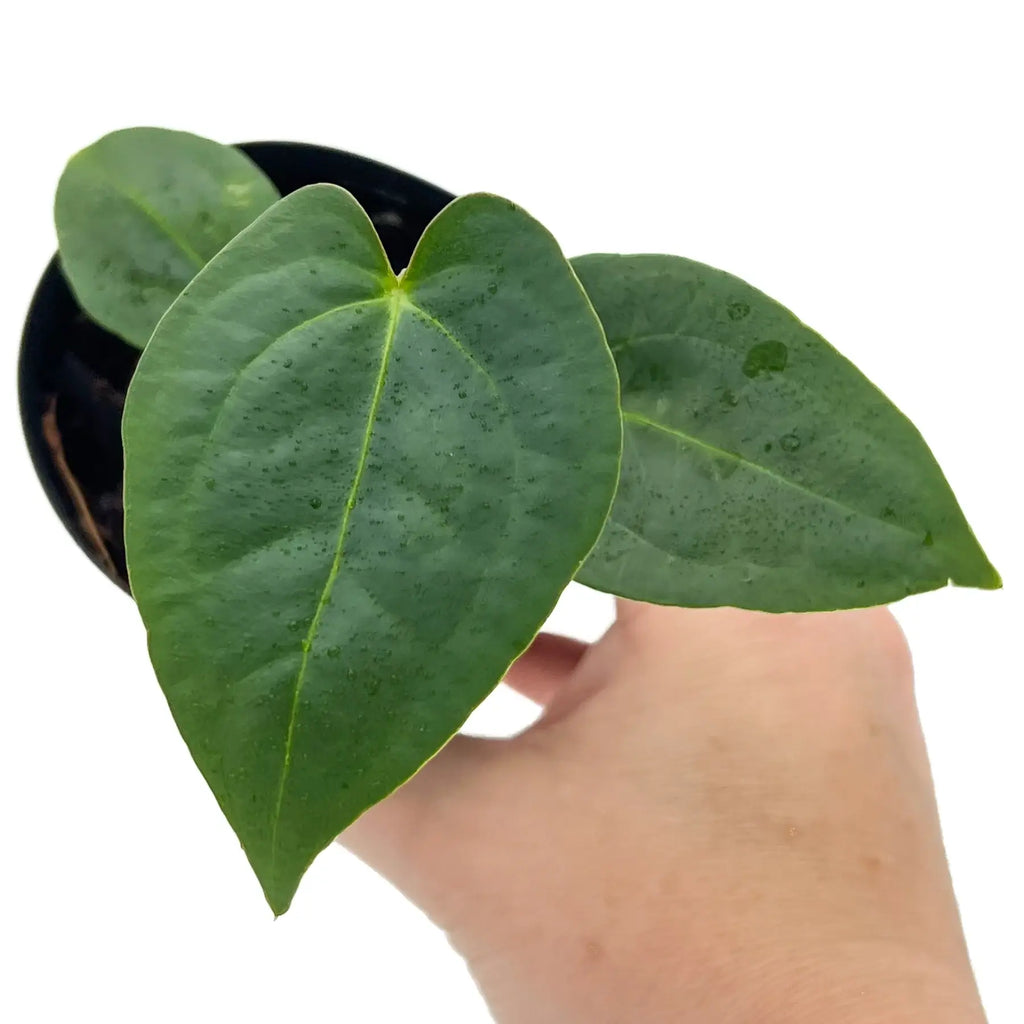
[{"x1": 2, "y1": 2, "x2": 1020, "y2": 1020}]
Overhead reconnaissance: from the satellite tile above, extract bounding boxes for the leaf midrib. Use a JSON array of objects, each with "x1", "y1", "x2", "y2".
[
  {"x1": 622, "y1": 410, "x2": 929, "y2": 546},
  {"x1": 268, "y1": 288, "x2": 402, "y2": 868}
]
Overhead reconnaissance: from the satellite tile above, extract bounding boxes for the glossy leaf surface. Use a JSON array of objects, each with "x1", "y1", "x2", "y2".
[
  {"x1": 123, "y1": 186, "x2": 621, "y2": 913},
  {"x1": 55, "y1": 127, "x2": 279, "y2": 348},
  {"x1": 574, "y1": 254, "x2": 999, "y2": 610}
]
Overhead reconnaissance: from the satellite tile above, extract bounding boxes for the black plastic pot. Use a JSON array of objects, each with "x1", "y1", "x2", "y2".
[{"x1": 18, "y1": 141, "x2": 455, "y2": 592}]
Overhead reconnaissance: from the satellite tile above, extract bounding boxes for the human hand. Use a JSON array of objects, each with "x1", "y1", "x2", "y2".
[{"x1": 340, "y1": 602, "x2": 986, "y2": 1023}]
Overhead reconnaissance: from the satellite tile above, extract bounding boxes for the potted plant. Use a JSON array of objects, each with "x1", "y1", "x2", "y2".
[{"x1": 20, "y1": 127, "x2": 1001, "y2": 917}]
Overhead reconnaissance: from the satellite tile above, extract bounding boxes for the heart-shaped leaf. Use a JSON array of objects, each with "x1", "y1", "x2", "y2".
[
  {"x1": 55, "y1": 127, "x2": 279, "y2": 348},
  {"x1": 123, "y1": 185, "x2": 621, "y2": 913},
  {"x1": 573, "y1": 254, "x2": 999, "y2": 610}
]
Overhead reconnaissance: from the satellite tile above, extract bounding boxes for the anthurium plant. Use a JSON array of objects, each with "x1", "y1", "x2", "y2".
[{"x1": 53, "y1": 127, "x2": 1000, "y2": 915}]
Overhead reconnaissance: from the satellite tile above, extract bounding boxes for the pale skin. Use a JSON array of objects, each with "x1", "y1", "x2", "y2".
[{"x1": 340, "y1": 602, "x2": 987, "y2": 1023}]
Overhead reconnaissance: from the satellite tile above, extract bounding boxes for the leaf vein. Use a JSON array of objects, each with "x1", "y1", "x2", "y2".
[
  {"x1": 622, "y1": 411, "x2": 925, "y2": 544},
  {"x1": 401, "y1": 300, "x2": 503, "y2": 398},
  {"x1": 87, "y1": 154, "x2": 207, "y2": 270},
  {"x1": 186, "y1": 296, "x2": 391, "y2": 517}
]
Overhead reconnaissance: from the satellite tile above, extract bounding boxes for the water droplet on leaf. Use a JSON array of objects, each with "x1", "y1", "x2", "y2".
[{"x1": 742, "y1": 340, "x2": 789, "y2": 378}]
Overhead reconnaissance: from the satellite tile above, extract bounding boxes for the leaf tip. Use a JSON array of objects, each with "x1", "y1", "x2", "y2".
[
  {"x1": 258, "y1": 869, "x2": 299, "y2": 919},
  {"x1": 949, "y1": 549, "x2": 1002, "y2": 592},
  {"x1": 976, "y1": 561, "x2": 1003, "y2": 591}
]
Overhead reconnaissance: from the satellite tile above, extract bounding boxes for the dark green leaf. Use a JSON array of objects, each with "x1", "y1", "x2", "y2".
[
  {"x1": 123, "y1": 186, "x2": 621, "y2": 913},
  {"x1": 573, "y1": 253, "x2": 999, "y2": 610},
  {"x1": 55, "y1": 127, "x2": 279, "y2": 348}
]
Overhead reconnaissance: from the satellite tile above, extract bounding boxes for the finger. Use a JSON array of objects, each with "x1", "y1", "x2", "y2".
[
  {"x1": 615, "y1": 596, "x2": 653, "y2": 625},
  {"x1": 502, "y1": 632, "x2": 589, "y2": 705}
]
